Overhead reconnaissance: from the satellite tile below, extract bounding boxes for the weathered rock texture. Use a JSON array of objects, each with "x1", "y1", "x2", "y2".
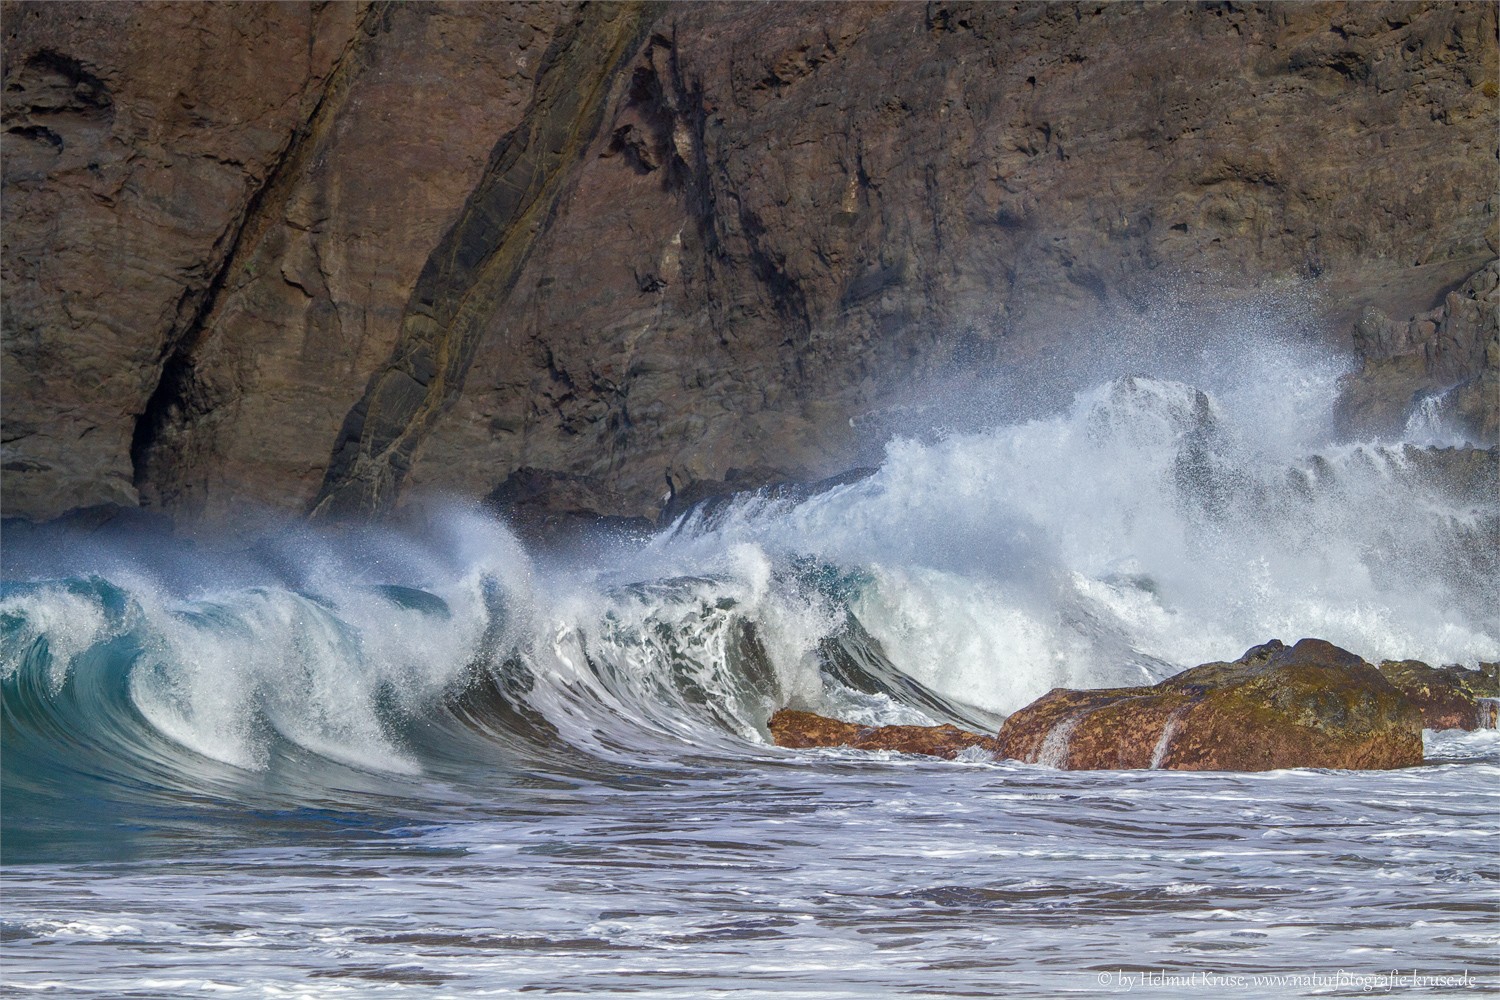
[
  {"x1": 1376, "y1": 658, "x2": 1499, "y2": 730},
  {"x1": 308, "y1": 2, "x2": 657, "y2": 520},
  {"x1": 3, "y1": 1, "x2": 364, "y2": 517},
  {"x1": 121, "y1": 2, "x2": 579, "y2": 528},
  {"x1": 4, "y1": 2, "x2": 1497, "y2": 527},
  {"x1": 1337, "y1": 259, "x2": 1499, "y2": 444},
  {"x1": 1480, "y1": 698, "x2": 1500, "y2": 730},
  {"x1": 996, "y1": 639, "x2": 1424, "y2": 770},
  {"x1": 768, "y1": 709, "x2": 998, "y2": 760}
]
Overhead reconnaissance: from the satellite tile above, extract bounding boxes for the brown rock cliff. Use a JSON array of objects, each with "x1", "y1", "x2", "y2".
[
  {"x1": 3, "y1": 1, "x2": 364, "y2": 517},
  {"x1": 3, "y1": 2, "x2": 1496, "y2": 528}
]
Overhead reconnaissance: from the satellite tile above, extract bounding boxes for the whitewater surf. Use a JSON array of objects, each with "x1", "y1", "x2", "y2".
[{"x1": 3, "y1": 361, "x2": 1496, "y2": 997}]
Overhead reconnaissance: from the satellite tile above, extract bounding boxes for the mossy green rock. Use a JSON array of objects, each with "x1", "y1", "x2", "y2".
[{"x1": 1377, "y1": 659, "x2": 1498, "y2": 731}]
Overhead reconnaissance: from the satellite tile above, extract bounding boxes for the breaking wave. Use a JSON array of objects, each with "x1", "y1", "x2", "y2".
[{"x1": 4, "y1": 361, "x2": 1496, "y2": 815}]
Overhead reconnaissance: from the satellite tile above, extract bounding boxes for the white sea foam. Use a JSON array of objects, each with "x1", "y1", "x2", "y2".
[
  {"x1": 633, "y1": 360, "x2": 1495, "y2": 718},
  {"x1": 2, "y1": 349, "x2": 1494, "y2": 774},
  {"x1": 4, "y1": 310, "x2": 1497, "y2": 1000},
  {"x1": 0, "y1": 584, "x2": 114, "y2": 692}
]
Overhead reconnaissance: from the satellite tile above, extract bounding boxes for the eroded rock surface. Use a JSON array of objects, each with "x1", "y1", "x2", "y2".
[
  {"x1": 120, "y1": 2, "x2": 580, "y2": 532},
  {"x1": 996, "y1": 639, "x2": 1424, "y2": 771},
  {"x1": 396, "y1": 1, "x2": 1500, "y2": 516},
  {"x1": 482, "y1": 466, "x2": 654, "y2": 552},
  {"x1": 2, "y1": 1, "x2": 364, "y2": 517},
  {"x1": 1337, "y1": 259, "x2": 1499, "y2": 444}
]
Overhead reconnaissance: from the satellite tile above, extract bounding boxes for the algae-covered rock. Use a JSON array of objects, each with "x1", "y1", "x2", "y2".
[
  {"x1": 768, "y1": 710, "x2": 996, "y2": 760},
  {"x1": 1377, "y1": 659, "x2": 1499, "y2": 731},
  {"x1": 997, "y1": 639, "x2": 1423, "y2": 771}
]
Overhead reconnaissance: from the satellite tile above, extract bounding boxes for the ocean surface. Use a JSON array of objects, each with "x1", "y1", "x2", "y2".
[{"x1": 4, "y1": 354, "x2": 1497, "y2": 997}]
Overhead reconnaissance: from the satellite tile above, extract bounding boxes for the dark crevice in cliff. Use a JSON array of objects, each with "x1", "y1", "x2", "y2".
[
  {"x1": 5, "y1": 49, "x2": 114, "y2": 114},
  {"x1": 310, "y1": 2, "x2": 664, "y2": 521},
  {"x1": 128, "y1": 3, "x2": 388, "y2": 503},
  {"x1": 662, "y1": 31, "x2": 721, "y2": 266},
  {"x1": 128, "y1": 351, "x2": 193, "y2": 500},
  {"x1": 606, "y1": 64, "x2": 675, "y2": 175},
  {"x1": 6, "y1": 124, "x2": 62, "y2": 150},
  {"x1": 128, "y1": 250, "x2": 230, "y2": 500},
  {"x1": 626, "y1": 25, "x2": 820, "y2": 348},
  {"x1": 740, "y1": 206, "x2": 811, "y2": 339},
  {"x1": 3, "y1": 48, "x2": 115, "y2": 172}
]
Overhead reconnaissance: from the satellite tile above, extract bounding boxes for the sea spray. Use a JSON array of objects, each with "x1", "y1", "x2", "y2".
[
  {"x1": 3, "y1": 362, "x2": 1496, "y2": 801},
  {"x1": 3, "y1": 363, "x2": 1496, "y2": 997}
]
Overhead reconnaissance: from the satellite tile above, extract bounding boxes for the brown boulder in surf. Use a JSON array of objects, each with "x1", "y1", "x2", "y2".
[
  {"x1": 996, "y1": 639, "x2": 1424, "y2": 771},
  {"x1": 768, "y1": 710, "x2": 997, "y2": 760},
  {"x1": 1376, "y1": 659, "x2": 1499, "y2": 731}
]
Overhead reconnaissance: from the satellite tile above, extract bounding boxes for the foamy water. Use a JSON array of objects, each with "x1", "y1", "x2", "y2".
[{"x1": 3, "y1": 355, "x2": 1496, "y2": 996}]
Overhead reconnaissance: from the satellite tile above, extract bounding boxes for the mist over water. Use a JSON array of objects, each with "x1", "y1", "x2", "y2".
[{"x1": 3, "y1": 340, "x2": 1496, "y2": 996}]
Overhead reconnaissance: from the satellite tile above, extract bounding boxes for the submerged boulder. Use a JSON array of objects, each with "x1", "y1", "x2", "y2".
[
  {"x1": 997, "y1": 639, "x2": 1423, "y2": 771},
  {"x1": 1377, "y1": 659, "x2": 1500, "y2": 731},
  {"x1": 768, "y1": 710, "x2": 997, "y2": 760}
]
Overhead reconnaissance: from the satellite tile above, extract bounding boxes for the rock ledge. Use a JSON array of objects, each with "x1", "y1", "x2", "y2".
[
  {"x1": 771, "y1": 639, "x2": 1445, "y2": 771},
  {"x1": 768, "y1": 710, "x2": 997, "y2": 760}
]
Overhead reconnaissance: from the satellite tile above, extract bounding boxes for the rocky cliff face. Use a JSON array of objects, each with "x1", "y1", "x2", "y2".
[
  {"x1": 3, "y1": 1, "x2": 364, "y2": 517},
  {"x1": 4, "y1": 1, "x2": 1497, "y2": 529},
  {"x1": 1337, "y1": 259, "x2": 1498, "y2": 443}
]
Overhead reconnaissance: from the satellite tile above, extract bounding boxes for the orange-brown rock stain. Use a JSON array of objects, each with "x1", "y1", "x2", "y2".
[{"x1": 768, "y1": 710, "x2": 997, "y2": 760}]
